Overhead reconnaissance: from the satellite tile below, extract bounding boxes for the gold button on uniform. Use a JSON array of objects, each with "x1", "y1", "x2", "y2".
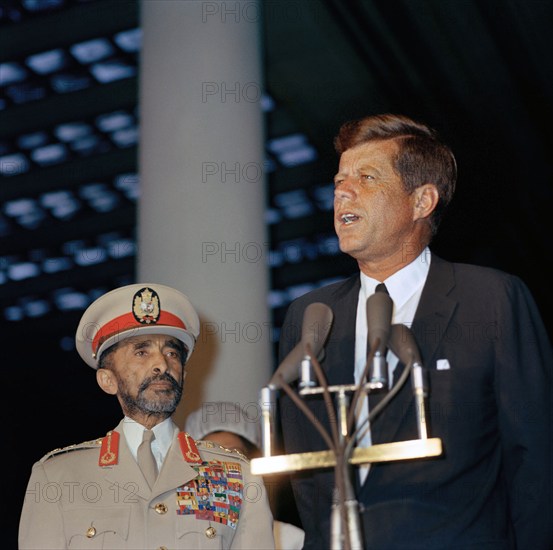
[
  {"x1": 86, "y1": 526, "x2": 96, "y2": 538},
  {"x1": 205, "y1": 526, "x2": 217, "y2": 539},
  {"x1": 154, "y1": 503, "x2": 168, "y2": 514}
]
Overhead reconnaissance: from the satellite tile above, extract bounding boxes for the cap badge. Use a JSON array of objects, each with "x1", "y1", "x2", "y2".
[{"x1": 132, "y1": 287, "x2": 161, "y2": 324}]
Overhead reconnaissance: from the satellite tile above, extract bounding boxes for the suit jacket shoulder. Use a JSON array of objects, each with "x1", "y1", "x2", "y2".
[
  {"x1": 285, "y1": 273, "x2": 359, "y2": 310},
  {"x1": 279, "y1": 274, "x2": 359, "y2": 357},
  {"x1": 429, "y1": 253, "x2": 531, "y2": 294},
  {"x1": 39, "y1": 436, "x2": 103, "y2": 463}
]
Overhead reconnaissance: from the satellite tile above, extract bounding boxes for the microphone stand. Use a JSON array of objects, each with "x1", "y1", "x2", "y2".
[
  {"x1": 277, "y1": 377, "x2": 353, "y2": 549},
  {"x1": 294, "y1": 342, "x2": 355, "y2": 550},
  {"x1": 336, "y1": 389, "x2": 363, "y2": 550},
  {"x1": 276, "y1": 343, "x2": 378, "y2": 550},
  {"x1": 255, "y1": 330, "x2": 442, "y2": 550}
]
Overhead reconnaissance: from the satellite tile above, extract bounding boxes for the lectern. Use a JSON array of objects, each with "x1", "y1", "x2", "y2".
[{"x1": 251, "y1": 303, "x2": 443, "y2": 550}]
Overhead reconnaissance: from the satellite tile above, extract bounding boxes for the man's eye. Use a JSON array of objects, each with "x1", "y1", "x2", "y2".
[
  {"x1": 361, "y1": 174, "x2": 375, "y2": 181},
  {"x1": 135, "y1": 350, "x2": 146, "y2": 357}
]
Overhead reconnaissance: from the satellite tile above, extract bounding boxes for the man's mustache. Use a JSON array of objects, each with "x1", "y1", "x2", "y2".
[{"x1": 138, "y1": 372, "x2": 181, "y2": 393}]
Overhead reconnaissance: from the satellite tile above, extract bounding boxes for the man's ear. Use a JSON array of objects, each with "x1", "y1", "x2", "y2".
[
  {"x1": 413, "y1": 184, "x2": 439, "y2": 221},
  {"x1": 96, "y1": 368, "x2": 118, "y2": 395}
]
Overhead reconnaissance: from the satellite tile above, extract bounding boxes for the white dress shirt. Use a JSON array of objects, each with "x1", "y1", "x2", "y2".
[{"x1": 354, "y1": 247, "x2": 431, "y2": 483}]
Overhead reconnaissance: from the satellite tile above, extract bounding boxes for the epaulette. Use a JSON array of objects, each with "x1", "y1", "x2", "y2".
[
  {"x1": 196, "y1": 439, "x2": 250, "y2": 463},
  {"x1": 40, "y1": 437, "x2": 103, "y2": 463}
]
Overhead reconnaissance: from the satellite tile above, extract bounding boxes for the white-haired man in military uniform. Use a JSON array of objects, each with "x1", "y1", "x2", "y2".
[{"x1": 19, "y1": 283, "x2": 275, "y2": 549}]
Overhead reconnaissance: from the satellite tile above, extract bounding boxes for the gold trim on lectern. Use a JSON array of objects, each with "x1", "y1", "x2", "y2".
[{"x1": 250, "y1": 438, "x2": 442, "y2": 476}]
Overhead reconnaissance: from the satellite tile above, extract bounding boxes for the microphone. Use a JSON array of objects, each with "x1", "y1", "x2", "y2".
[
  {"x1": 366, "y1": 290, "x2": 393, "y2": 388},
  {"x1": 262, "y1": 303, "x2": 333, "y2": 456},
  {"x1": 268, "y1": 302, "x2": 333, "y2": 390},
  {"x1": 301, "y1": 302, "x2": 334, "y2": 355},
  {"x1": 268, "y1": 342, "x2": 303, "y2": 390},
  {"x1": 388, "y1": 324, "x2": 429, "y2": 439},
  {"x1": 299, "y1": 302, "x2": 333, "y2": 387},
  {"x1": 388, "y1": 323, "x2": 422, "y2": 367}
]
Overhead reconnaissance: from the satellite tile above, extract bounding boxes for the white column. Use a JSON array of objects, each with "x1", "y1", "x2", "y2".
[{"x1": 138, "y1": 0, "x2": 270, "y2": 424}]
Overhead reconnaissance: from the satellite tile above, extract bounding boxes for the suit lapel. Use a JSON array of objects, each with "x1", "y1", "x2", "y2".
[
  {"x1": 152, "y1": 431, "x2": 201, "y2": 497},
  {"x1": 325, "y1": 274, "x2": 360, "y2": 386},
  {"x1": 364, "y1": 255, "x2": 458, "y2": 465},
  {"x1": 411, "y1": 254, "x2": 457, "y2": 368},
  {"x1": 103, "y1": 419, "x2": 152, "y2": 501}
]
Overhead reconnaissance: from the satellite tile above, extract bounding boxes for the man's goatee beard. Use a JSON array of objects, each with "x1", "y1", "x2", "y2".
[{"x1": 121, "y1": 372, "x2": 183, "y2": 417}]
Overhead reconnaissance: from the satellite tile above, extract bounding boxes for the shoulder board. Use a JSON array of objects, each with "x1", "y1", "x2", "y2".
[
  {"x1": 196, "y1": 440, "x2": 250, "y2": 463},
  {"x1": 40, "y1": 437, "x2": 103, "y2": 463}
]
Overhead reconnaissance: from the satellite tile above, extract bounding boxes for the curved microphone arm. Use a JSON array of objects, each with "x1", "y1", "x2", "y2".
[
  {"x1": 347, "y1": 335, "x2": 379, "y2": 437},
  {"x1": 275, "y1": 372, "x2": 337, "y2": 454},
  {"x1": 367, "y1": 358, "x2": 411, "y2": 423},
  {"x1": 304, "y1": 341, "x2": 341, "y2": 448},
  {"x1": 344, "y1": 356, "x2": 412, "y2": 460},
  {"x1": 345, "y1": 322, "x2": 424, "y2": 457}
]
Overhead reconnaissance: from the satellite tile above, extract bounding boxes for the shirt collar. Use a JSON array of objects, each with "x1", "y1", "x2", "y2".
[
  {"x1": 121, "y1": 416, "x2": 177, "y2": 460},
  {"x1": 359, "y1": 246, "x2": 431, "y2": 309}
]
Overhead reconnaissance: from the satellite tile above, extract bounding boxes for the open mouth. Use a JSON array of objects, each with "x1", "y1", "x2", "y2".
[{"x1": 340, "y1": 213, "x2": 360, "y2": 225}]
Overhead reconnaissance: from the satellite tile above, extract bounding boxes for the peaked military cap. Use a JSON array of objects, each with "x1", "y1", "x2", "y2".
[{"x1": 76, "y1": 283, "x2": 200, "y2": 369}]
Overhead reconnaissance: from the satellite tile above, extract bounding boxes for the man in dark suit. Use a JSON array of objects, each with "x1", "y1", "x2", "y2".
[{"x1": 278, "y1": 114, "x2": 552, "y2": 549}]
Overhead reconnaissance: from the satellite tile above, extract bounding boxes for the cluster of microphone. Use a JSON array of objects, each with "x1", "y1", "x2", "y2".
[
  {"x1": 258, "y1": 291, "x2": 434, "y2": 550},
  {"x1": 261, "y1": 289, "x2": 430, "y2": 456},
  {"x1": 269, "y1": 291, "x2": 426, "y2": 393}
]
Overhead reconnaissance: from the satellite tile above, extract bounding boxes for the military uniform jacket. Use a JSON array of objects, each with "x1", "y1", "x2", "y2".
[{"x1": 19, "y1": 419, "x2": 275, "y2": 549}]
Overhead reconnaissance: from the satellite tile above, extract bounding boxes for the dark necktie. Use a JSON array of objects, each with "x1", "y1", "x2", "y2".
[
  {"x1": 375, "y1": 282, "x2": 388, "y2": 295},
  {"x1": 137, "y1": 429, "x2": 158, "y2": 489}
]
